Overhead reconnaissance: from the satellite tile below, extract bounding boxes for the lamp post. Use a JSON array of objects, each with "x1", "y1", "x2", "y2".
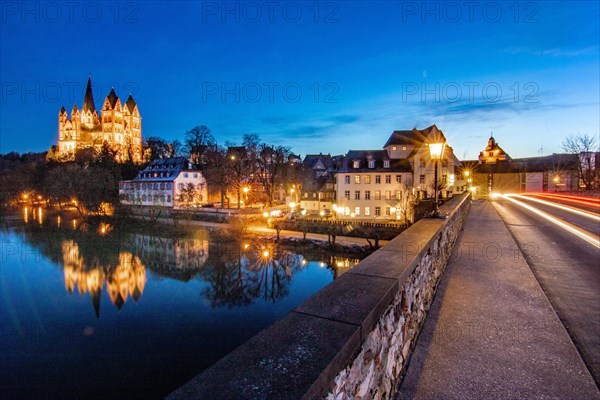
[
  {"x1": 428, "y1": 142, "x2": 446, "y2": 219},
  {"x1": 243, "y1": 186, "x2": 249, "y2": 207},
  {"x1": 553, "y1": 176, "x2": 559, "y2": 192}
]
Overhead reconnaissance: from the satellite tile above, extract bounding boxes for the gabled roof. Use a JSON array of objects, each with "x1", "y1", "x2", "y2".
[
  {"x1": 106, "y1": 88, "x2": 119, "y2": 109},
  {"x1": 383, "y1": 125, "x2": 446, "y2": 158},
  {"x1": 82, "y1": 77, "x2": 96, "y2": 113},
  {"x1": 337, "y1": 150, "x2": 412, "y2": 173},
  {"x1": 303, "y1": 154, "x2": 334, "y2": 171},
  {"x1": 124, "y1": 95, "x2": 137, "y2": 113}
]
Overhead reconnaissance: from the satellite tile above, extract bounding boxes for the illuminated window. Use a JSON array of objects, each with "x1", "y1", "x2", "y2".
[
  {"x1": 353, "y1": 160, "x2": 360, "y2": 168},
  {"x1": 385, "y1": 190, "x2": 391, "y2": 200},
  {"x1": 365, "y1": 175, "x2": 371, "y2": 184},
  {"x1": 392, "y1": 146, "x2": 397, "y2": 151},
  {"x1": 354, "y1": 175, "x2": 361, "y2": 184},
  {"x1": 402, "y1": 146, "x2": 407, "y2": 150},
  {"x1": 385, "y1": 207, "x2": 391, "y2": 216},
  {"x1": 354, "y1": 207, "x2": 360, "y2": 216},
  {"x1": 365, "y1": 207, "x2": 371, "y2": 216},
  {"x1": 396, "y1": 190, "x2": 401, "y2": 200},
  {"x1": 344, "y1": 207, "x2": 350, "y2": 216},
  {"x1": 375, "y1": 190, "x2": 381, "y2": 200}
]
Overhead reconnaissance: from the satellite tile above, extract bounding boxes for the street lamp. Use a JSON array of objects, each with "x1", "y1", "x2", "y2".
[
  {"x1": 243, "y1": 186, "x2": 249, "y2": 207},
  {"x1": 427, "y1": 142, "x2": 447, "y2": 219},
  {"x1": 553, "y1": 176, "x2": 559, "y2": 192}
]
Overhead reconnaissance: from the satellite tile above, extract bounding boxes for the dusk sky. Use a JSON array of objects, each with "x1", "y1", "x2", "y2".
[{"x1": 1, "y1": 1, "x2": 598, "y2": 159}]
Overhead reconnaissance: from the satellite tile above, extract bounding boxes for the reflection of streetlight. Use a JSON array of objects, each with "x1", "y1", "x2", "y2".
[{"x1": 427, "y1": 142, "x2": 447, "y2": 219}]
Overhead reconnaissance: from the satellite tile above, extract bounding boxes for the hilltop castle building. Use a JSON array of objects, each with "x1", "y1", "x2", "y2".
[{"x1": 57, "y1": 77, "x2": 142, "y2": 161}]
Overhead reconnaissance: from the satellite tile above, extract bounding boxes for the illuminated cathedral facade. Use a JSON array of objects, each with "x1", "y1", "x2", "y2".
[{"x1": 57, "y1": 77, "x2": 142, "y2": 162}]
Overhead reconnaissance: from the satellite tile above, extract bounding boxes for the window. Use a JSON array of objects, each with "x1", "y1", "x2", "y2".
[
  {"x1": 396, "y1": 175, "x2": 401, "y2": 184},
  {"x1": 355, "y1": 191, "x2": 360, "y2": 200},
  {"x1": 354, "y1": 207, "x2": 360, "y2": 216},
  {"x1": 385, "y1": 175, "x2": 391, "y2": 184},
  {"x1": 385, "y1": 207, "x2": 391, "y2": 216},
  {"x1": 365, "y1": 207, "x2": 371, "y2": 216},
  {"x1": 375, "y1": 190, "x2": 381, "y2": 200},
  {"x1": 184, "y1": 173, "x2": 189, "y2": 178},
  {"x1": 442, "y1": 175, "x2": 448, "y2": 185},
  {"x1": 396, "y1": 190, "x2": 402, "y2": 200},
  {"x1": 167, "y1": 183, "x2": 172, "y2": 190},
  {"x1": 344, "y1": 175, "x2": 350, "y2": 184},
  {"x1": 375, "y1": 207, "x2": 381, "y2": 216},
  {"x1": 354, "y1": 175, "x2": 361, "y2": 184},
  {"x1": 420, "y1": 160, "x2": 426, "y2": 169},
  {"x1": 442, "y1": 160, "x2": 448, "y2": 168},
  {"x1": 303, "y1": 192, "x2": 308, "y2": 198},
  {"x1": 193, "y1": 173, "x2": 198, "y2": 178},
  {"x1": 375, "y1": 175, "x2": 381, "y2": 184},
  {"x1": 385, "y1": 190, "x2": 391, "y2": 200},
  {"x1": 344, "y1": 190, "x2": 350, "y2": 200},
  {"x1": 167, "y1": 195, "x2": 171, "y2": 203},
  {"x1": 141, "y1": 183, "x2": 147, "y2": 190},
  {"x1": 313, "y1": 193, "x2": 317, "y2": 198},
  {"x1": 365, "y1": 190, "x2": 371, "y2": 200},
  {"x1": 353, "y1": 160, "x2": 360, "y2": 168},
  {"x1": 392, "y1": 146, "x2": 397, "y2": 151},
  {"x1": 420, "y1": 175, "x2": 425, "y2": 184},
  {"x1": 402, "y1": 146, "x2": 407, "y2": 151},
  {"x1": 344, "y1": 207, "x2": 350, "y2": 216},
  {"x1": 368, "y1": 160, "x2": 375, "y2": 168},
  {"x1": 384, "y1": 160, "x2": 390, "y2": 168},
  {"x1": 365, "y1": 175, "x2": 371, "y2": 184}
]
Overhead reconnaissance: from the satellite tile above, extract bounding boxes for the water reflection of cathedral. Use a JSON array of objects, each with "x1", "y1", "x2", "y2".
[{"x1": 62, "y1": 241, "x2": 146, "y2": 317}]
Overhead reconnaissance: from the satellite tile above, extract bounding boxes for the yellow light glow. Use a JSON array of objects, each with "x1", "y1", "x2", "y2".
[
  {"x1": 429, "y1": 142, "x2": 445, "y2": 160},
  {"x1": 320, "y1": 210, "x2": 325, "y2": 216},
  {"x1": 301, "y1": 259, "x2": 307, "y2": 265},
  {"x1": 332, "y1": 204, "x2": 338, "y2": 211},
  {"x1": 319, "y1": 262, "x2": 325, "y2": 267},
  {"x1": 23, "y1": 194, "x2": 28, "y2": 199},
  {"x1": 243, "y1": 243, "x2": 250, "y2": 250},
  {"x1": 243, "y1": 187, "x2": 249, "y2": 193},
  {"x1": 263, "y1": 212, "x2": 269, "y2": 218},
  {"x1": 390, "y1": 207, "x2": 397, "y2": 213},
  {"x1": 290, "y1": 188, "x2": 295, "y2": 193},
  {"x1": 289, "y1": 202, "x2": 296, "y2": 209},
  {"x1": 490, "y1": 192, "x2": 501, "y2": 198},
  {"x1": 301, "y1": 209, "x2": 306, "y2": 215},
  {"x1": 553, "y1": 176, "x2": 559, "y2": 183},
  {"x1": 470, "y1": 187, "x2": 477, "y2": 192},
  {"x1": 464, "y1": 170, "x2": 470, "y2": 177},
  {"x1": 262, "y1": 250, "x2": 270, "y2": 258}
]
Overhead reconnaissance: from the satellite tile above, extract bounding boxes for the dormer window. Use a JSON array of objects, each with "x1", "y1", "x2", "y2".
[
  {"x1": 392, "y1": 146, "x2": 397, "y2": 151},
  {"x1": 383, "y1": 160, "x2": 390, "y2": 168},
  {"x1": 353, "y1": 160, "x2": 360, "y2": 169},
  {"x1": 368, "y1": 160, "x2": 375, "y2": 168}
]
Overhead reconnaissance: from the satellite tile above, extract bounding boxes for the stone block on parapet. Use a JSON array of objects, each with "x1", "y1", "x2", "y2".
[
  {"x1": 167, "y1": 312, "x2": 361, "y2": 400},
  {"x1": 295, "y1": 272, "x2": 398, "y2": 340}
]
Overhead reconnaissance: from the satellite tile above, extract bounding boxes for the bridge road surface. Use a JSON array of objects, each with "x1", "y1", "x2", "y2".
[
  {"x1": 492, "y1": 194, "x2": 600, "y2": 386},
  {"x1": 396, "y1": 200, "x2": 599, "y2": 400}
]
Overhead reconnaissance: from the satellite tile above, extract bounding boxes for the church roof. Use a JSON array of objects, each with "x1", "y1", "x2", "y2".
[
  {"x1": 82, "y1": 77, "x2": 96, "y2": 113},
  {"x1": 106, "y1": 88, "x2": 119, "y2": 109},
  {"x1": 125, "y1": 95, "x2": 137, "y2": 112}
]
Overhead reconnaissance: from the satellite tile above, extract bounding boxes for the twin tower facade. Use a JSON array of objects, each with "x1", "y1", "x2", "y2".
[{"x1": 57, "y1": 77, "x2": 142, "y2": 162}]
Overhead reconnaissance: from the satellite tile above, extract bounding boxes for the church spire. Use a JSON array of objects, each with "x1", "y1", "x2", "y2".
[{"x1": 82, "y1": 77, "x2": 96, "y2": 113}]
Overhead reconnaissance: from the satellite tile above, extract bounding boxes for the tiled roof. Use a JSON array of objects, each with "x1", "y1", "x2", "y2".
[
  {"x1": 337, "y1": 150, "x2": 412, "y2": 173},
  {"x1": 133, "y1": 157, "x2": 197, "y2": 181}
]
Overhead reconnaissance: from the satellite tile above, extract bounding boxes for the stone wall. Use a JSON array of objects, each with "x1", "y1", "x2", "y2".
[
  {"x1": 167, "y1": 193, "x2": 470, "y2": 400},
  {"x1": 326, "y1": 194, "x2": 469, "y2": 399}
]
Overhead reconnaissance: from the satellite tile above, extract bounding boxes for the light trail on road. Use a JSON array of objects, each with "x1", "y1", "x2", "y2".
[
  {"x1": 500, "y1": 194, "x2": 600, "y2": 249},
  {"x1": 524, "y1": 192, "x2": 600, "y2": 208},
  {"x1": 508, "y1": 194, "x2": 600, "y2": 221}
]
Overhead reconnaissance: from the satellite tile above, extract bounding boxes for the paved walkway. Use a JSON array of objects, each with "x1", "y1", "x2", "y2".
[{"x1": 396, "y1": 200, "x2": 600, "y2": 400}]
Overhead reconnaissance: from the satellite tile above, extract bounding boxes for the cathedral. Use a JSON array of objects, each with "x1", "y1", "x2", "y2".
[{"x1": 57, "y1": 77, "x2": 142, "y2": 162}]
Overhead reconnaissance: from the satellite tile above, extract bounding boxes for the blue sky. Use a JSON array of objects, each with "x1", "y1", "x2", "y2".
[{"x1": 1, "y1": 1, "x2": 598, "y2": 159}]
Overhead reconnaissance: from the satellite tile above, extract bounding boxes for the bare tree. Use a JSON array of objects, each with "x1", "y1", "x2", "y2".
[
  {"x1": 184, "y1": 125, "x2": 215, "y2": 156},
  {"x1": 255, "y1": 144, "x2": 293, "y2": 206},
  {"x1": 562, "y1": 133, "x2": 599, "y2": 190}
]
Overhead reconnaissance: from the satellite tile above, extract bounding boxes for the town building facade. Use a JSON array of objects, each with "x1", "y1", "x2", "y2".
[
  {"x1": 334, "y1": 125, "x2": 460, "y2": 221},
  {"x1": 57, "y1": 77, "x2": 142, "y2": 162},
  {"x1": 119, "y1": 157, "x2": 207, "y2": 209},
  {"x1": 300, "y1": 154, "x2": 338, "y2": 213}
]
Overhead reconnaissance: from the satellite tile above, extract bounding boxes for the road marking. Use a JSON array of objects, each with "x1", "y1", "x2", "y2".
[{"x1": 501, "y1": 195, "x2": 600, "y2": 249}]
